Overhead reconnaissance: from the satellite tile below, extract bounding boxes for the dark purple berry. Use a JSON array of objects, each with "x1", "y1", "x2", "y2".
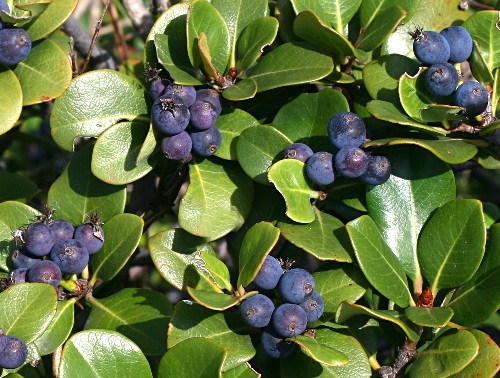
[
  {"x1": 149, "y1": 78, "x2": 170, "y2": 101},
  {"x1": 328, "y1": 112, "x2": 366, "y2": 149},
  {"x1": 190, "y1": 125, "x2": 222, "y2": 156},
  {"x1": 161, "y1": 131, "x2": 192, "y2": 161},
  {"x1": 454, "y1": 81, "x2": 489, "y2": 117},
  {"x1": 50, "y1": 239, "x2": 89, "y2": 274},
  {"x1": 272, "y1": 303, "x2": 308, "y2": 338},
  {"x1": 23, "y1": 222, "x2": 57, "y2": 257},
  {"x1": 152, "y1": 94, "x2": 190, "y2": 135},
  {"x1": 165, "y1": 85, "x2": 196, "y2": 108},
  {"x1": 440, "y1": 26, "x2": 473, "y2": 63},
  {"x1": 27, "y1": 260, "x2": 62, "y2": 288},
  {"x1": 253, "y1": 255, "x2": 283, "y2": 290},
  {"x1": 0, "y1": 0, "x2": 9, "y2": 30},
  {"x1": 425, "y1": 62, "x2": 459, "y2": 97},
  {"x1": 239, "y1": 294, "x2": 275, "y2": 328},
  {"x1": 283, "y1": 143, "x2": 313, "y2": 163},
  {"x1": 278, "y1": 268, "x2": 315, "y2": 304},
  {"x1": 74, "y1": 223, "x2": 104, "y2": 255},
  {"x1": 410, "y1": 28, "x2": 450, "y2": 65},
  {"x1": 0, "y1": 27, "x2": 31, "y2": 66},
  {"x1": 9, "y1": 268, "x2": 28, "y2": 284},
  {"x1": 359, "y1": 155, "x2": 391, "y2": 185},
  {"x1": 196, "y1": 89, "x2": 222, "y2": 116},
  {"x1": 11, "y1": 247, "x2": 41, "y2": 269},
  {"x1": 261, "y1": 327, "x2": 295, "y2": 359},
  {"x1": 299, "y1": 291, "x2": 324, "y2": 323},
  {"x1": 305, "y1": 152, "x2": 335, "y2": 186},
  {"x1": 189, "y1": 100, "x2": 218, "y2": 130},
  {"x1": 334, "y1": 147, "x2": 369, "y2": 178},
  {"x1": 0, "y1": 335, "x2": 28, "y2": 369},
  {"x1": 50, "y1": 219, "x2": 75, "y2": 243}
]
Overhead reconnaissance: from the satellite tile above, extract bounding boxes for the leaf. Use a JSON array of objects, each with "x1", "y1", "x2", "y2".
[
  {"x1": 0, "y1": 66, "x2": 22, "y2": 135},
  {"x1": 409, "y1": 329, "x2": 478, "y2": 378},
  {"x1": 366, "y1": 145, "x2": 456, "y2": 283},
  {"x1": 135, "y1": 123, "x2": 160, "y2": 166},
  {"x1": 0, "y1": 172, "x2": 38, "y2": 203},
  {"x1": 287, "y1": 335, "x2": 348, "y2": 367},
  {"x1": 244, "y1": 42, "x2": 334, "y2": 92},
  {"x1": 419, "y1": 104, "x2": 465, "y2": 124},
  {"x1": 50, "y1": 70, "x2": 149, "y2": 151},
  {"x1": 168, "y1": 301, "x2": 255, "y2": 371},
  {"x1": 200, "y1": 251, "x2": 233, "y2": 292},
  {"x1": 237, "y1": 221, "x2": 281, "y2": 288},
  {"x1": 91, "y1": 213, "x2": 143, "y2": 283},
  {"x1": 418, "y1": 199, "x2": 486, "y2": 294},
  {"x1": 222, "y1": 78, "x2": 258, "y2": 101},
  {"x1": 84, "y1": 288, "x2": 172, "y2": 355},
  {"x1": 0, "y1": 283, "x2": 57, "y2": 343},
  {"x1": 178, "y1": 157, "x2": 254, "y2": 241},
  {"x1": 356, "y1": 6, "x2": 406, "y2": 52},
  {"x1": 278, "y1": 208, "x2": 354, "y2": 262},
  {"x1": 47, "y1": 143, "x2": 126, "y2": 225},
  {"x1": 222, "y1": 363, "x2": 259, "y2": 378},
  {"x1": 268, "y1": 159, "x2": 320, "y2": 224},
  {"x1": 91, "y1": 122, "x2": 161, "y2": 185},
  {"x1": 405, "y1": 307, "x2": 454, "y2": 327},
  {"x1": 59, "y1": 330, "x2": 152, "y2": 378},
  {"x1": 187, "y1": 287, "x2": 252, "y2": 311},
  {"x1": 467, "y1": 40, "x2": 494, "y2": 84},
  {"x1": 359, "y1": 0, "x2": 420, "y2": 26},
  {"x1": 198, "y1": 32, "x2": 222, "y2": 81},
  {"x1": 273, "y1": 88, "x2": 349, "y2": 152},
  {"x1": 158, "y1": 337, "x2": 228, "y2": 378}
]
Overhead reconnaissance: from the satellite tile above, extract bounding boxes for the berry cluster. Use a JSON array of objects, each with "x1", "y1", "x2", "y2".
[
  {"x1": 284, "y1": 112, "x2": 391, "y2": 187},
  {"x1": 238, "y1": 256, "x2": 324, "y2": 359},
  {"x1": 0, "y1": 0, "x2": 32, "y2": 66},
  {"x1": 411, "y1": 25, "x2": 489, "y2": 117},
  {"x1": 149, "y1": 77, "x2": 223, "y2": 161},
  {"x1": 0, "y1": 329, "x2": 28, "y2": 370},
  {"x1": 8, "y1": 210, "x2": 104, "y2": 290}
]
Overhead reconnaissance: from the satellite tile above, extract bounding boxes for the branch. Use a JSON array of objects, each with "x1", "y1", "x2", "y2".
[
  {"x1": 379, "y1": 339, "x2": 418, "y2": 378},
  {"x1": 122, "y1": 0, "x2": 154, "y2": 41}
]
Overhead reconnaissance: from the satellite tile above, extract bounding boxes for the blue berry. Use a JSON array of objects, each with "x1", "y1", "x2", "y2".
[
  {"x1": 149, "y1": 78, "x2": 170, "y2": 101},
  {"x1": 152, "y1": 94, "x2": 190, "y2": 135},
  {"x1": 161, "y1": 131, "x2": 192, "y2": 161},
  {"x1": 74, "y1": 223, "x2": 104, "y2": 255},
  {"x1": 305, "y1": 152, "x2": 335, "y2": 186},
  {"x1": 27, "y1": 260, "x2": 62, "y2": 288},
  {"x1": 328, "y1": 112, "x2": 366, "y2": 149},
  {"x1": 11, "y1": 247, "x2": 41, "y2": 269},
  {"x1": 23, "y1": 222, "x2": 57, "y2": 257},
  {"x1": 9, "y1": 268, "x2": 28, "y2": 284},
  {"x1": 196, "y1": 89, "x2": 222, "y2": 116},
  {"x1": 239, "y1": 294, "x2": 275, "y2": 328},
  {"x1": 190, "y1": 125, "x2": 222, "y2": 156},
  {"x1": 454, "y1": 81, "x2": 489, "y2": 117},
  {"x1": 278, "y1": 268, "x2": 315, "y2": 304},
  {"x1": 411, "y1": 28, "x2": 450, "y2": 65},
  {"x1": 0, "y1": 0, "x2": 9, "y2": 30},
  {"x1": 165, "y1": 85, "x2": 196, "y2": 108},
  {"x1": 440, "y1": 26, "x2": 473, "y2": 63},
  {"x1": 260, "y1": 327, "x2": 295, "y2": 359},
  {"x1": 0, "y1": 335, "x2": 28, "y2": 369},
  {"x1": 271, "y1": 303, "x2": 308, "y2": 338},
  {"x1": 189, "y1": 100, "x2": 218, "y2": 130},
  {"x1": 253, "y1": 255, "x2": 283, "y2": 290},
  {"x1": 425, "y1": 62, "x2": 459, "y2": 97},
  {"x1": 359, "y1": 155, "x2": 391, "y2": 185},
  {"x1": 0, "y1": 27, "x2": 31, "y2": 66},
  {"x1": 299, "y1": 291, "x2": 324, "y2": 323},
  {"x1": 283, "y1": 143, "x2": 313, "y2": 163},
  {"x1": 50, "y1": 219, "x2": 75, "y2": 243},
  {"x1": 50, "y1": 239, "x2": 89, "y2": 274},
  {"x1": 334, "y1": 147, "x2": 369, "y2": 178}
]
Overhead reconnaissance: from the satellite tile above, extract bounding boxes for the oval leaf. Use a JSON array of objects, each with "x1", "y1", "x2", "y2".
[
  {"x1": 0, "y1": 67, "x2": 22, "y2": 135},
  {"x1": 222, "y1": 78, "x2": 258, "y2": 101},
  {"x1": 360, "y1": 0, "x2": 420, "y2": 26},
  {"x1": 187, "y1": 287, "x2": 254, "y2": 311},
  {"x1": 21, "y1": 0, "x2": 77, "y2": 41},
  {"x1": 356, "y1": 6, "x2": 406, "y2": 52},
  {"x1": 287, "y1": 335, "x2": 349, "y2": 367},
  {"x1": 405, "y1": 307, "x2": 453, "y2": 328},
  {"x1": 0, "y1": 172, "x2": 38, "y2": 203}
]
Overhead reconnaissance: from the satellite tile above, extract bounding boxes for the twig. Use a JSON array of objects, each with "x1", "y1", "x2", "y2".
[
  {"x1": 122, "y1": 0, "x2": 154, "y2": 41},
  {"x1": 82, "y1": 0, "x2": 113, "y2": 74},
  {"x1": 379, "y1": 339, "x2": 418, "y2": 378},
  {"x1": 459, "y1": 0, "x2": 494, "y2": 10},
  {"x1": 108, "y1": 0, "x2": 128, "y2": 62},
  {"x1": 68, "y1": 36, "x2": 78, "y2": 78}
]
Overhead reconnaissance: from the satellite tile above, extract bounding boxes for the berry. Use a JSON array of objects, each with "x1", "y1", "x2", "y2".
[
  {"x1": 261, "y1": 327, "x2": 295, "y2": 359},
  {"x1": 359, "y1": 155, "x2": 391, "y2": 185},
  {"x1": 0, "y1": 27, "x2": 32, "y2": 66},
  {"x1": 305, "y1": 152, "x2": 335, "y2": 186},
  {"x1": 334, "y1": 147, "x2": 369, "y2": 178},
  {"x1": 454, "y1": 81, "x2": 489, "y2": 117},
  {"x1": 0, "y1": 335, "x2": 28, "y2": 369},
  {"x1": 149, "y1": 78, "x2": 169, "y2": 101},
  {"x1": 278, "y1": 268, "x2": 315, "y2": 304},
  {"x1": 410, "y1": 28, "x2": 450, "y2": 65},
  {"x1": 50, "y1": 239, "x2": 89, "y2": 274},
  {"x1": 50, "y1": 219, "x2": 75, "y2": 243},
  {"x1": 239, "y1": 294, "x2": 275, "y2": 328},
  {"x1": 26, "y1": 260, "x2": 62, "y2": 288},
  {"x1": 328, "y1": 112, "x2": 366, "y2": 149},
  {"x1": 11, "y1": 247, "x2": 41, "y2": 269},
  {"x1": 190, "y1": 125, "x2": 222, "y2": 156},
  {"x1": 23, "y1": 222, "x2": 57, "y2": 257},
  {"x1": 271, "y1": 303, "x2": 308, "y2": 338},
  {"x1": 9, "y1": 268, "x2": 28, "y2": 284},
  {"x1": 0, "y1": 0, "x2": 9, "y2": 30},
  {"x1": 74, "y1": 222, "x2": 104, "y2": 255},
  {"x1": 299, "y1": 291, "x2": 324, "y2": 323},
  {"x1": 189, "y1": 100, "x2": 218, "y2": 130},
  {"x1": 152, "y1": 94, "x2": 190, "y2": 135},
  {"x1": 440, "y1": 26, "x2": 473, "y2": 63},
  {"x1": 165, "y1": 85, "x2": 196, "y2": 108},
  {"x1": 253, "y1": 255, "x2": 283, "y2": 290},
  {"x1": 161, "y1": 131, "x2": 192, "y2": 161},
  {"x1": 424, "y1": 62, "x2": 459, "y2": 97},
  {"x1": 283, "y1": 143, "x2": 313, "y2": 163},
  {"x1": 196, "y1": 89, "x2": 222, "y2": 116}
]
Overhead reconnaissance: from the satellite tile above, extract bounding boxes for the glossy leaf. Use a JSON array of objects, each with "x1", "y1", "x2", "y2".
[
  {"x1": 0, "y1": 221, "x2": 14, "y2": 271},
  {"x1": 0, "y1": 172, "x2": 38, "y2": 203},
  {"x1": 222, "y1": 78, "x2": 258, "y2": 100},
  {"x1": 467, "y1": 40, "x2": 494, "y2": 84},
  {"x1": 346, "y1": 215, "x2": 413, "y2": 308},
  {"x1": 178, "y1": 157, "x2": 254, "y2": 241},
  {"x1": 200, "y1": 251, "x2": 233, "y2": 292},
  {"x1": 360, "y1": 0, "x2": 420, "y2": 26},
  {"x1": 418, "y1": 200, "x2": 486, "y2": 294},
  {"x1": 0, "y1": 67, "x2": 22, "y2": 135},
  {"x1": 419, "y1": 104, "x2": 465, "y2": 125},
  {"x1": 287, "y1": 335, "x2": 348, "y2": 367},
  {"x1": 356, "y1": 6, "x2": 406, "y2": 52},
  {"x1": 268, "y1": 159, "x2": 320, "y2": 223},
  {"x1": 222, "y1": 363, "x2": 259, "y2": 378},
  {"x1": 59, "y1": 330, "x2": 152, "y2": 378},
  {"x1": 187, "y1": 287, "x2": 253, "y2": 310},
  {"x1": 21, "y1": 0, "x2": 77, "y2": 41},
  {"x1": 405, "y1": 307, "x2": 453, "y2": 327},
  {"x1": 275, "y1": 0, "x2": 303, "y2": 44},
  {"x1": 50, "y1": 70, "x2": 149, "y2": 151},
  {"x1": 135, "y1": 123, "x2": 160, "y2": 166},
  {"x1": 47, "y1": 143, "x2": 126, "y2": 225}
]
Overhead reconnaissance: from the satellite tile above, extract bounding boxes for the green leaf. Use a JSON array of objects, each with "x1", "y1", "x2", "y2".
[
  {"x1": 91, "y1": 213, "x2": 143, "y2": 283},
  {"x1": 268, "y1": 159, "x2": 320, "y2": 224},
  {"x1": 187, "y1": 287, "x2": 252, "y2": 310},
  {"x1": 222, "y1": 363, "x2": 259, "y2": 378},
  {"x1": 273, "y1": 88, "x2": 349, "y2": 152},
  {"x1": 237, "y1": 221, "x2": 281, "y2": 288},
  {"x1": 275, "y1": 0, "x2": 303, "y2": 44},
  {"x1": 168, "y1": 302, "x2": 254, "y2": 371},
  {"x1": 0, "y1": 67, "x2": 22, "y2": 135},
  {"x1": 222, "y1": 78, "x2": 258, "y2": 101},
  {"x1": 187, "y1": 0, "x2": 230, "y2": 74},
  {"x1": 467, "y1": 40, "x2": 494, "y2": 84},
  {"x1": 214, "y1": 108, "x2": 259, "y2": 160},
  {"x1": 418, "y1": 200, "x2": 486, "y2": 294},
  {"x1": 366, "y1": 146, "x2": 456, "y2": 283},
  {"x1": 149, "y1": 228, "x2": 220, "y2": 292},
  {"x1": 178, "y1": 157, "x2": 254, "y2": 241},
  {"x1": 47, "y1": 143, "x2": 126, "y2": 225},
  {"x1": 346, "y1": 215, "x2": 413, "y2": 308},
  {"x1": 278, "y1": 208, "x2": 354, "y2": 262},
  {"x1": 0, "y1": 172, "x2": 38, "y2": 203},
  {"x1": 91, "y1": 122, "x2": 161, "y2": 185},
  {"x1": 85, "y1": 288, "x2": 172, "y2": 355},
  {"x1": 409, "y1": 329, "x2": 478, "y2": 378},
  {"x1": 200, "y1": 251, "x2": 233, "y2": 292},
  {"x1": 356, "y1": 6, "x2": 406, "y2": 52},
  {"x1": 244, "y1": 42, "x2": 334, "y2": 92},
  {"x1": 59, "y1": 330, "x2": 152, "y2": 378},
  {"x1": 405, "y1": 307, "x2": 454, "y2": 327},
  {"x1": 288, "y1": 335, "x2": 348, "y2": 367},
  {"x1": 0, "y1": 283, "x2": 57, "y2": 343},
  {"x1": 50, "y1": 70, "x2": 149, "y2": 151},
  {"x1": 135, "y1": 123, "x2": 160, "y2": 166},
  {"x1": 419, "y1": 104, "x2": 465, "y2": 124},
  {"x1": 360, "y1": 0, "x2": 420, "y2": 26}
]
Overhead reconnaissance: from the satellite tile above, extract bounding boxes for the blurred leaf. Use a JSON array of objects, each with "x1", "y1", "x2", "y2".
[
  {"x1": 0, "y1": 172, "x2": 38, "y2": 203},
  {"x1": 405, "y1": 307, "x2": 453, "y2": 327},
  {"x1": 222, "y1": 78, "x2": 258, "y2": 101},
  {"x1": 483, "y1": 202, "x2": 500, "y2": 228},
  {"x1": 356, "y1": 6, "x2": 406, "y2": 52},
  {"x1": 187, "y1": 287, "x2": 253, "y2": 310},
  {"x1": 0, "y1": 67, "x2": 22, "y2": 136},
  {"x1": 287, "y1": 335, "x2": 348, "y2": 367},
  {"x1": 360, "y1": 0, "x2": 420, "y2": 26}
]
